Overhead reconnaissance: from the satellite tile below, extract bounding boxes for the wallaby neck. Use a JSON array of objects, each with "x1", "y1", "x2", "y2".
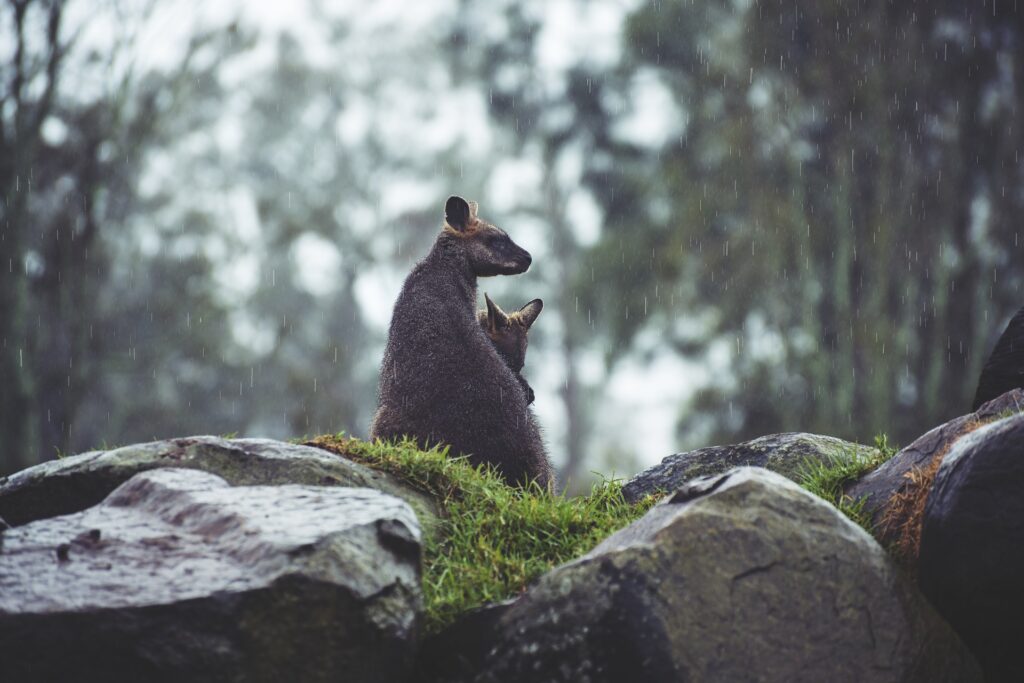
[{"x1": 420, "y1": 232, "x2": 478, "y2": 310}]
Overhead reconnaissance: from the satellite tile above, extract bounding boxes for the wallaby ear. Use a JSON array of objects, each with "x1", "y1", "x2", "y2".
[
  {"x1": 518, "y1": 299, "x2": 543, "y2": 329},
  {"x1": 468, "y1": 201, "x2": 479, "y2": 218},
  {"x1": 484, "y1": 293, "x2": 508, "y2": 332},
  {"x1": 445, "y1": 195, "x2": 471, "y2": 231}
]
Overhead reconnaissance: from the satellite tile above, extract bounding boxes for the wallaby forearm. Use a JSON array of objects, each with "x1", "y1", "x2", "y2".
[{"x1": 517, "y1": 374, "x2": 535, "y2": 405}]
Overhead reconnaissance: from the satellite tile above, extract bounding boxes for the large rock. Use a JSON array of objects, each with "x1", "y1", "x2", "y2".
[
  {"x1": 0, "y1": 436, "x2": 438, "y2": 535},
  {"x1": 462, "y1": 468, "x2": 980, "y2": 683},
  {"x1": 919, "y1": 413, "x2": 1024, "y2": 682},
  {"x1": 846, "y1": 389, "x2": 1023, "y2": 562},
  {"x1": 622, "y1": 432, "x2": 876, "y2": 503},
  {"x1": 0, "y1": 468, "x2": 422, "y2": 682}
]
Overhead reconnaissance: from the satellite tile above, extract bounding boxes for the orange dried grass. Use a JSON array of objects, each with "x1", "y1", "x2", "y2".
[{"x1": 879, "y1": 418, "x2": 982, "y2": 570}]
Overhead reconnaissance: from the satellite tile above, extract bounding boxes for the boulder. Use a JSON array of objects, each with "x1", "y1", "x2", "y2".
[
  {"x1": 846, "y1": 389, "x2": 1023, "y2": 563},
  {"x1": 0, "y1": 468, "x2": 422, "y2": 683},
  {"x1": 622, "y1": 432, "x2": 876, "y2": 503},
  {"x1": 462, "y1": 468, "x2": 980, "y2": 683},
  {"x1": 919, "y1": 413, "x2": 1024, "y2": 682},
  {"x1": 0, "y1": 436, "x2": 438, "y2": 535}
]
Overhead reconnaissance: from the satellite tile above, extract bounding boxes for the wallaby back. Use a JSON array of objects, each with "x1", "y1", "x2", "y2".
[{"x1": 370, "y1": 196, "x2": 553, "y2": 489}]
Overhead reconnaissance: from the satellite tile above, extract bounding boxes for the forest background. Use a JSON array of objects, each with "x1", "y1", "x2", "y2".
[{"x1": 2, "y1": 0, "x2": 1022, "y2": 492}]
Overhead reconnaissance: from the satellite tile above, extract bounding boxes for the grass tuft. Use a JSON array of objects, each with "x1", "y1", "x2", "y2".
[
  {"x1": 307, "y1": 433, "x2": 659, "y2": 634},
  {"x1": 994, "y1": 404, "x2": 1024, "y2": 421},
  {"x1": 797, "y1": 433, "x2": 897, "y2": 531}
]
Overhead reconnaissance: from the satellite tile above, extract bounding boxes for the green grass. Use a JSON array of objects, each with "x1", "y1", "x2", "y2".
[
  {"x1": 309, "y1": 434, "x2": 659, "y2": 634},
  {"x1": 797, "y1": 433, "x2": 897, "y2": 531},
  {"x1": 994, "y1": 405, "x2": 1024, "y2": 421}
]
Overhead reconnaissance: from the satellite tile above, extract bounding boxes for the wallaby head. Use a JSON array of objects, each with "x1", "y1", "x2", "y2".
[
  {"x1": 444, "y1": 195, "x2": 532, "y2": 277},
  {"x1": 478, "y1": 293, "x2": 543, "y2": 373}
]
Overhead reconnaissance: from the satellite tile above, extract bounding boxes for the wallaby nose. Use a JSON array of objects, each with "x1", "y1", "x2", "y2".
[{"x1": 520, "y1": 251, "x2": 532, "y2": 271}]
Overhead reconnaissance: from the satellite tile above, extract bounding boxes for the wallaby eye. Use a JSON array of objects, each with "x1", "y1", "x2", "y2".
[{"x1": 486, "y1": 235, "x2": 501, "y2": 247}]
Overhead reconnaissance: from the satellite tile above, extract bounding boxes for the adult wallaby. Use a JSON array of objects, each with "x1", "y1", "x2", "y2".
[
  {"x1": 478, "y1": 294, "x2": 542, "y2": 405},
  {"x1": 370, "y1": 196, "x2": 553, "y2": 489},
  {"x1": 973, "y1": 304, "x2": 1024, "y2": 409}
]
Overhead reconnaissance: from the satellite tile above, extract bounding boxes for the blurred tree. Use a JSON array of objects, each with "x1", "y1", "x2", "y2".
[
  {"x1": 1, "y1": 1, "x2": 478, "y2": 473},
  {"x1": 229, "y1": 31, "x2": 376, "y2": 438},
  {"x1": 72, "y1": 235, "x2": 246, "y2": 450},
  {"x1": 583, "y1": 0, "x2": 1024, "y2": 446},
  {"x1": 1, "y1": 0, "x2": 66, "y2": 468},
  {"x1": 223, "y1": 23, "x2": 468, "y2": 438},
  {"x1": 0, "y1": 1, "x2": 253, "y2": 471}
]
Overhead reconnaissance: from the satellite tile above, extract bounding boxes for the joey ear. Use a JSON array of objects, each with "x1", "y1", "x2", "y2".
[
  {"x1": 445, "y1": 195, "x2": 471, "y2": 231},
  {"x1": 518, "y1": 299, "x2": 543, "y2": 328},
  {"x1": 484, "y1": 293, "x2": 508, "y2": 332},
  {"x1": 468, "y1": 201, "x2": 479, "y2": 218}
]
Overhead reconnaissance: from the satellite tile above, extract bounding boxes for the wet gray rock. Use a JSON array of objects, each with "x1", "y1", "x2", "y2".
[
  {"x1": 468, "y1": 468, "x2": 980, "y2": 683},
  {"x1": 919, "y1": 413, "x2": 1024, "y2": 683},
  {"x1": 0, "y1": 436, "x2": 438, "y2": 536},
  {"x1": 0, "y1": 468, "x2": 422, "y2": 683},
  {"x1": 622, "y1": 432, "x2": 875, "y2": 503},
  {"x1": 846, "y1": 389, "x2": 1024, "y2": 553}
]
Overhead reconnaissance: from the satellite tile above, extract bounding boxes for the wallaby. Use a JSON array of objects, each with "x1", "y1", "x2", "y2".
[
  {"x1": 478, "y1": 294, "x2": 542, "y2": 405},
  {"x1": 370, "y1": 196, "x2": 553, "y2": 489},
  {"x1": 973, "y1": 304, "x2": 1024, "y2": 409}
]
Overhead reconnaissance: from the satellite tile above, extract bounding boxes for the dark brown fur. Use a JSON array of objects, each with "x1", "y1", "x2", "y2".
[
  {"x1": 370, "y1": 197, "x2": 553, "y2": 489},
  {"x1": 477, "y1": 294, "x2": 542, "y2": 405},
  {"x1": 973, "y1": 304, "x2": 1024, "y2": 409}
]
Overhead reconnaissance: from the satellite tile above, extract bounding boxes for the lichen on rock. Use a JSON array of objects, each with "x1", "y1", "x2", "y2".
[{"x1": 622, "y1": 431, "x2": 878, "y2": 503}]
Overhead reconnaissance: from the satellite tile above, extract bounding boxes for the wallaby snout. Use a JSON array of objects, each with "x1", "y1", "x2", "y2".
[
  {"x1": 491, "y1": 244, "x2": 532, "y2": 276},
  {"x1": 468, "y1": 228, "x2": 532, "y2": 277},
  {"x1": 512, "y1": 248, "x2": 532, "y2": 273}
]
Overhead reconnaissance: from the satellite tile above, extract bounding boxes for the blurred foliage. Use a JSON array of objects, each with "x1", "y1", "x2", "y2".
[
  {"x1": 0, "y1": 3, "x2": 387, "y2": 471},
  {"x1": 3, "y1": 0, "x2": 1024, "y2": 476},
  {"x1": 1, "y1": 2, "x2": 256, "y2": 468},
  {"x1": 579, "y1": 0, "x2": 1024, "y2": 446}
]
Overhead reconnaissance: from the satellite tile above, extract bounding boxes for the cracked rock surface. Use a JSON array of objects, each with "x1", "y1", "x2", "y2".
[
  {"x1": 455, "y1": 467, "x2": 980, "y2": 683},
  {"x1": 0, "y1": 468, "x2": 422, "y2": 683},
  {"x1": 0, "y1": 436, "x2": 438, "y2": 537}
]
